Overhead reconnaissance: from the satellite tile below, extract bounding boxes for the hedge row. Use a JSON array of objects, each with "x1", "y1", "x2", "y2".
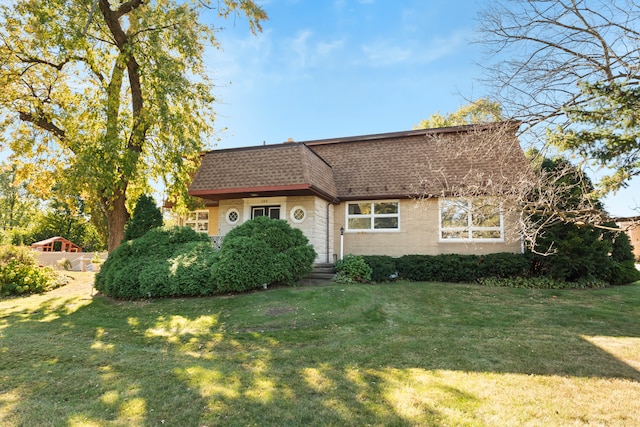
[
  {"x1": 361, "y1": 252, "x2": 639, "y2": 287},
  {"x1": 362, "y1": 253, "x2": 529, "y2": 283}
]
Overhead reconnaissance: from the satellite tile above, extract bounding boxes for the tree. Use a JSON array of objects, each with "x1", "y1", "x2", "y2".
[
  {"x1": 123, "y1": 194, "x2": 163, "y2": 241},
  {"x1": 0, "y1": 0, "x2": 267, "y2": 251},
  {"x1": 549, "y1": 81, "x2": 640, "y2": 192},
  {"x1": 478, "y1": 0, "x2": 640, "y2": 191},
  {"x1": 28, "y1": 197, "x2": 106, "y2": 251},
  {"x1": 415, "y1": 98, "x2": 504, "y2": 129},
  {"x1": 527, "y1": 157, "x2": 640, "y2": 285},
  {"x1": 0, "y1": 161, "x2": 38, "y2": 231}
]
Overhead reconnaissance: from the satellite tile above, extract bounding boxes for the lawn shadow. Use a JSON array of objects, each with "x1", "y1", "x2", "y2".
[{"x1": 2, "y1": 281, "x2": 640, "y2": 426}]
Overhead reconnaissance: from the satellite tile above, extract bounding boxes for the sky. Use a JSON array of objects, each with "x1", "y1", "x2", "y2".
[
  {"x1": 202, "y1": 0, "x2": 638, "y2": 217},
  {"x1": 0, "y1": 0, "x2": 636, "y2": 217}
]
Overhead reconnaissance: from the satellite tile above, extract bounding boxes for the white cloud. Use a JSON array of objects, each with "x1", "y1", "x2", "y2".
[{"x1": 360, "y1": 29, "x2": 470, "y2": 67}]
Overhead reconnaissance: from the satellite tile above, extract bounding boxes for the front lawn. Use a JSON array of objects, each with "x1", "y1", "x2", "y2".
[{"x1": 1, "y1": 273, "x2": 639, "y2": 426}]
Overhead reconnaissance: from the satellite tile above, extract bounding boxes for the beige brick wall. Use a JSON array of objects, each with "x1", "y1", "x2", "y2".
[{"x1": 334, "y1": 198, "x2": 522, "y2": 258}]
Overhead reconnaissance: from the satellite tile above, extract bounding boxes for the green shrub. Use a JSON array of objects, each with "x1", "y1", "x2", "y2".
[
  {"x1": 478, "y1": 253, "x2": 530, "y2": 278},
  {"x1": 396, "y1": 253, "x2": 530, "y2": 283},
  {"x1": 123, "y1": 195, "x2": 163, "y2": 241},
  {"x1": 95, "y1": 226, "x2": 217, "y2": 299},
  {"x1": 362, "y1": 255, "x2": 397, "y2": 282},
  {"x1": 607, "y1": 260, "x2": 640, "y2": 286},
  {"x1": 57, "y1": 257, "x2": 72, "y2": 271},
  {"x1": 477, "y1": 276, "x2": 609, "y2": 290},
  {"x1": 334, "y1": 254, "x2": 372, "y2": 284},
  {"x1": 212, "y1": 236, "x2": 273, "y2": 293},
  {"x1": 213, "y1": 217, "x2": 316, "y2": 292},
  {"x1": 0, "y1": 246, "x2": 67, "y2": 296},
  {"x1": 396, "y1": 254, "x2": 480, "y2": 282}
]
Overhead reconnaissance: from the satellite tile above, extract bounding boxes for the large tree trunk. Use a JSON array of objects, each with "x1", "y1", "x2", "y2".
[{"x1": 106, "y1": 190, "x2": 129, "y2": 252}]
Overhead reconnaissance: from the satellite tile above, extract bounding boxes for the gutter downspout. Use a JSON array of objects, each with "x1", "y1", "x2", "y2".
[{"x1": 326, "y1": 202, "x2": 330, "y2": 264}]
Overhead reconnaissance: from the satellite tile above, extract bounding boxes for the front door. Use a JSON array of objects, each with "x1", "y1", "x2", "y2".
[{"x1": 251, "y1": 205, "x2": 281, "y2": 220}]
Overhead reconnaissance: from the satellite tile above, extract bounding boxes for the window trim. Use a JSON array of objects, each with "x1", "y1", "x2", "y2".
[
  {"x1": 438, "y1": 198, "x2": 504, "y2": 242},
  {"x1": 345, "y1": 200, "x2": 400, "y2": 232}
]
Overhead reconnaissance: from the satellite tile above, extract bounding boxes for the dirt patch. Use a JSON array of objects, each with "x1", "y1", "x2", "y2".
[{"x1": 264, "y1": 306, "x2": 294, "y2": 317}]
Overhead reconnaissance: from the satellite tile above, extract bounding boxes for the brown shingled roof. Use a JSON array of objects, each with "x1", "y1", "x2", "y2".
[
  {"x1": 306, "y1": 121, "x2": 527, "y2": 199},
  {"x1": 189, "y1": 143, "x2": 338, "y2": 202},
  {"x1": 189, "y1": 121, "x2": 529, "y2": 202}
]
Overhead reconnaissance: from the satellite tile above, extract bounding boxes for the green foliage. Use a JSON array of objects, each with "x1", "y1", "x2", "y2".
[
  {"x1": 94, "y1": 226, "x2": 217, "y2": 299},
  {"x1": 526, "y1": 158, "x2": 639, "y2": 286},
  {"x1": 362, "y1": 255, "x2": 397, "y2": 282},
  {"x1": 478, "y1": 252, "x2": 530, "y2": 278},
  {"x1": 26, "y1": 197, "x2": 106, "y2": 251},
  {"x1": 334, "y1": 254, "x2": 372, "y2": 284},
  {"x1": 57, "y1": 258, "x2": 72, "y2": 271},
  {"x1": 123, "y1": 195, "x2": 163, "y2": 241},
  {"x1": 550, "y1": 81, "x2": 640, "y2": 192},
  {"x1": 396, "y1": 254, "x2": 481, "y2": 283},
  {"x1": 213, "y1": 217, "x2": 316, "y2": 292},
  {"x1": 0, "y1": 0, "x2": 267, "y2": 251},
  {"x1": 477, "y1": 276, "x2": 609, "y2": 290},
  {"x1": 416, "y1": 98, "x2": 503, "y2": 129},
  {"x1": 212, "y1": 236, "x2": 274, "y2": 293},
  {"x1": 0, "y1": 161, "x2": 38, "y2": 231},
  {"x1": 0, "y1": 246, "x2": 67, "y2": 296}
]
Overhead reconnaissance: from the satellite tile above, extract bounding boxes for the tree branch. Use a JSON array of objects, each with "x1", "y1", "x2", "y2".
[{"x1": 18, "y1": 111, "x2": 66, "y2": 141}]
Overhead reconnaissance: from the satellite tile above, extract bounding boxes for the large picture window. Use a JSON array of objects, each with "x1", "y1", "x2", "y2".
[
  {"x1": 346, "y1": 201, "x2": 399, "y2": 231},
  {"x1": 439, "y1": 199, "x2": 503, "y2": 241}
]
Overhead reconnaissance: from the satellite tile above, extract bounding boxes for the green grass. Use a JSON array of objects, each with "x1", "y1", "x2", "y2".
[{"x1": 1, "y1": 272, "x2": 640, "y2": 426}]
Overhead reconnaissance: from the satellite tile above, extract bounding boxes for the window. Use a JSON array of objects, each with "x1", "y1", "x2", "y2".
[
  {"x1": 290, "y1": 206, "x2": 306, "y2": 223},
  {"x1": 226, "y1": 208, "x2": 240, "y2": 225},
  {"x1": 439, "y1": 198, "x2": 503, "y2": 241},
  {"x1": 185, "y1": 210, "x2": 209, "y2": 233},
  {"x1": 251, "y1": 205, "x2": 280, "y2": 220},
  {"x1": 346, "y1": 201, "x2": 399, "y2": 231}
]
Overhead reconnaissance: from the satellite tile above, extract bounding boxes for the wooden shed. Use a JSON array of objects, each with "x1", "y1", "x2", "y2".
[{"x1": 31, "y1": 236, "x2": 83, "y2": 253}]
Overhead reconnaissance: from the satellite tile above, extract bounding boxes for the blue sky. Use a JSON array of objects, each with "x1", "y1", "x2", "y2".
[{"x1": 204, "y1": 0, "x2": 638, "y2": 217}]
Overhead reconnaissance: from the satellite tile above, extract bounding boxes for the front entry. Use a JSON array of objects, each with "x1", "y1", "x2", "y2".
[{"x1": 251, "y1": 205, "x2": 281, "y2": 220}]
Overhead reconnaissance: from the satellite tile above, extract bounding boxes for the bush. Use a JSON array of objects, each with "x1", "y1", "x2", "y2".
[
  {"x1": 0, "y1": 246, "x2": 67, "y2": 297},
  {"x1": 477, "y1": 276, "x2": 609, "y2": 290},
  {"x1": 478, "y1": 253, "x2": 530, "y2": 278},
  {"x1": 95, "y1": 226, "x2": 217, "y2": 299},
  {"x1": 396, "y1": 253, "x2": 529, "y2": 283},
  {"x1": 57, "y1": 257, "x2": 73, "y2": 271},
  {"x1": 396, "y1": 254, "x2": 480, "y2": 282},
  {"x1": 362, "y1": 255, "x2": 397, "y2": 282},
  {"x1": 123, "y1": 195, "x2": 163, "y2": 241},
  {"x1": 334, "y1": 254, "x2": 372, "y2": 284},
  {"x1": 213, "y1": 217, "x2": 316, "y2": 292}
]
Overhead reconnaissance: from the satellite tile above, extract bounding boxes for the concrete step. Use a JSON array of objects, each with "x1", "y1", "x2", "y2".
[{"x1": 299, "y1": 264, "x2": 336, "y2": 286}]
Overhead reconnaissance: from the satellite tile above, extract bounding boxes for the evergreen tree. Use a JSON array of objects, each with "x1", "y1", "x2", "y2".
[{"x1": 123, "y1": 195, "x2": 163, "y2": 241}]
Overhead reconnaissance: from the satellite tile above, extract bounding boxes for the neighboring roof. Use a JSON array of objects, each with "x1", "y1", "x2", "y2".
[
  {"x1": 189, "y1": 121, "x2": 529, "y2": 202},
  {"x1": 189, "y1": 143, "x2": 338, "y2": 202},
  {"x1": 31, "y1": 236, "x2": 83, "y2": 252}
]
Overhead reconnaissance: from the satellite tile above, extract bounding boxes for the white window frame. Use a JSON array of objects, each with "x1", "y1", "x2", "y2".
[
  {"x1": 185, "y1": 209, "x2": 209, "y2": 233},
  {"x1": 345, "y1": 200, "x2": 400, "y2": 232},
  {"x1": 438, "y1": 198, "x2": 504, "y2": 242}
]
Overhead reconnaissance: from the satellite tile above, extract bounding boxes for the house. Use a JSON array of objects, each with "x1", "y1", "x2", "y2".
[
  {"x1": 186, "y1": 121, "x2": 529, "y2": 263},
  {"x1": 614, "y1": 216, "x2": 640, "y2": 261}
]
